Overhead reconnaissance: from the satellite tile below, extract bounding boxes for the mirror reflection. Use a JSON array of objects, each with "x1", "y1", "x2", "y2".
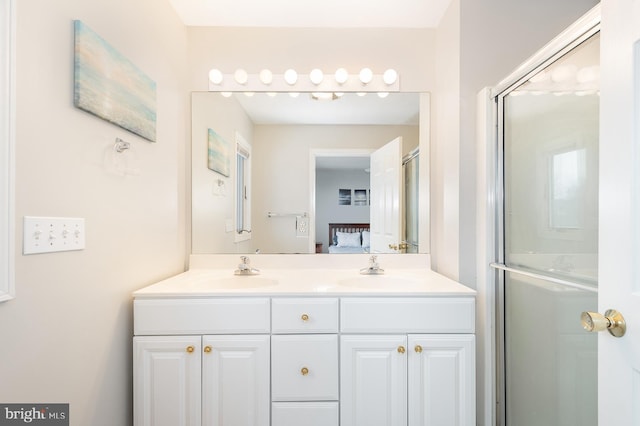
[{"x1": 191, "y1": 91, "x2": 427, "y2": 254}]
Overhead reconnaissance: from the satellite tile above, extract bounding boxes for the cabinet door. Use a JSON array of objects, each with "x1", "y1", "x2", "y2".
[
  {"x1": 408, "y1": 335, "x2": 475, "y2": 426},
  {"x1": 340, "y1": 335, "x2": 408, "y2": 426},
  {"x1": 133, "y1": 336, "x2": 201, "y2": 426},
  {"x1": 202, "y1": 335, "x2": 270, "y2": 426}
]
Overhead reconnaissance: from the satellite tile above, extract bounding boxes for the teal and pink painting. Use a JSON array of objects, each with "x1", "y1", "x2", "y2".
[
  {"x1": 207, "y1": 129, "x2": 230, "y2": 177},
  {"x1": 74, "y1": 20, "x2": 157, "y2": 142}
]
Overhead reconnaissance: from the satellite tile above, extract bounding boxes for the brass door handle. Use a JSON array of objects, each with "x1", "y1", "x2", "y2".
[
  {"x1": 389, "y1": 244, "x2": 398, "y2": 250},
  {"x1": 581, "y1": 309, "x2": 626, "y2": 337}
]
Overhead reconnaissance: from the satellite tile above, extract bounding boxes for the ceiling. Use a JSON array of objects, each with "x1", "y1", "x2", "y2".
[{"x1": 169, "y1": 0, "x2": 452, "y2": 28}]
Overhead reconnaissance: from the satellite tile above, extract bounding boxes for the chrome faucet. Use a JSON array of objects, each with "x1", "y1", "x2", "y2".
[
  {"x1": 234, "y1": 256, "x2": 260, "y2": 275},
  {"x1": 360, "y1": 255, "x2": 384, "y2": 275}
]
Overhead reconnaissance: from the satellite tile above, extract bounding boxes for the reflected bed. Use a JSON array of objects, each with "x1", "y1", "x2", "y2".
[{"x1": 328, "y1": 223, "x2": 370, "y2": 254}]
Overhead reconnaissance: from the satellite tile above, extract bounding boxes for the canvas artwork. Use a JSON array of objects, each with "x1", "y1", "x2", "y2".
[
  {"x1": 74, "y1": 20, "x2": 157, "y2": 142},
  {"x1": 207, "y1": 129, "x2": 231, "y2": 177},
  {"x1": 354, "y1": 189, "x2": 367, "y2": 206},
  {"x1": 339, "y1": 189, "x2": 352, "y2": 205}
]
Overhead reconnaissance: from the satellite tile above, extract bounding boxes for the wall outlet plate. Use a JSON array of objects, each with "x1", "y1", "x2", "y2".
[
  {"x1": 296, "y1": 216, "x2": 309, "y2": 237},
  {"x1": 23, "y1": 216, "x2": 86, "y2": 254}
]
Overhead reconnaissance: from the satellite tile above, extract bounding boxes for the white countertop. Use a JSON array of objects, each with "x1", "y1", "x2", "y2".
[{"x1": 133, "y1": 267, "x2": 476, "y2": 298}]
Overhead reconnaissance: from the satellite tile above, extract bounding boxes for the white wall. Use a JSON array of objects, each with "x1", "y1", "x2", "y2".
[{"x1": 0, "y1": 1, "x2": 189, "y2": 425}]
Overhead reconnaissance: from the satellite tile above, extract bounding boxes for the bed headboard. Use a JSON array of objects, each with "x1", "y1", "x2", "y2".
[{"x1": 328, "y1": 223, "x2": 370, "y2": 246}]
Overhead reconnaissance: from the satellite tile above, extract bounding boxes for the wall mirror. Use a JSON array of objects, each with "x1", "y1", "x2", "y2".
[{"x1": 191, "y1": 91, "x2": 429, "y2": 255}]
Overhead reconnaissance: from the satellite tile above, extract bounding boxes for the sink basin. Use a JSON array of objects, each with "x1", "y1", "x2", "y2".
[
  {"x1": 338, "y1": 275, "x2": 423, "y2": 289},
  {"x1": 192, "y1": 276, "x2": 278, "y2": 289}
]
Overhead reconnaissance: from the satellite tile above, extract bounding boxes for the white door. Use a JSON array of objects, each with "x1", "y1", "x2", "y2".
[
  {"x1": 202, "y1": 335, "x2": 270, "y2": 426},
  {"x1": 340, "y1": 335, "x2": 407, "y2": 426},
  {"x1": 407, "y1": 335, "x2": 475, "y2": 426},
  {"x1": 370, "y1": 137, "x2": 403, "y2": 253},
  {"x1": 133, "y1": 336, "x2": 202, "y2": 426},
  {"x1": 598, "y1": 1, "x2": 640, "y2": 422}
]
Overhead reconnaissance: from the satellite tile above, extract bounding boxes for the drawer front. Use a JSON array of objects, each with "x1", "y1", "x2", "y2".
[
  {"x1": 340, "y1": 297, "x2": 475, "y2": 333},
  {"x1": 272, "y1": 402, "x2": 339, "y2": 426},
  {"x1": 272, "y1": 298, "x2": 339, "y2": 334},
  {"x1": 134, "y1": 298, "x2": 270, "y2": 335},
  {"x1": 271, "y1": 335, "x2": 338, "y2": 401}
]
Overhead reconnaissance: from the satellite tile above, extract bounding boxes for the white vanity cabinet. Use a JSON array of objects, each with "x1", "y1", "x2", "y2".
[
  {"x1": 133, "y1": 298, "x2": 271, "y2": 426},
  {"x1": 340, "y1": 298, "x2": 476, "y2": 426},
  {"x1": 271, "y1": 298, "x2": 340, "y2": 426},
  {"x1": 133, "y1": 286, "x2": 476, "y2": 426}
]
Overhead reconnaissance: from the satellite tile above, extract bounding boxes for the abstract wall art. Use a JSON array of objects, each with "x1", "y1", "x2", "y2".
[{"x1": 73, "y1": 20, "x2": 157, "y2": 142}]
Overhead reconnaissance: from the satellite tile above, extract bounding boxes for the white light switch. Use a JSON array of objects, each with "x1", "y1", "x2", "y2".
[{"x1": 23, "y1": 216, "x2": 86, "y2": 254}]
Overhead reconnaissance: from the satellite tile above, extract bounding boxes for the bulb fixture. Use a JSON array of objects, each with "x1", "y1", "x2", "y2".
[
  {"x1": 209, "y1": 68, "x2": 223, "y2": 85},
  {"x1": 284, "y1": 69, "x2": 298, "y2": 85},
  {"x1": 310, "y1": 68, "x2": 324, "y2": 85},
  {"x1": 359, "y1": 68, "x2": 373, "y2": 85},
  {"x1": 259, "y1": 69, "x2": 273, "y2": 85},
  {"x1": 383, "y1": 69, "x2": 398, "y2": 85},
  {"x1": 334, "y1": 68, "x2": 349, "y2": 85},
  {"x1": 234, "y1": 69, "x2": 249, "y2": 85},
  {"x1": 377, "y1": 92, "x2": 390, "y2": 98}
]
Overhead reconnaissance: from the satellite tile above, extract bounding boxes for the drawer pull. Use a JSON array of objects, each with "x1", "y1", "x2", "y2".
[
  {"x1": 204, "y1": 345, "x2": 212, "y2": 353},
  {"x1": 414, "y1": 345, "x2": 423, "y2": 353},
  {"x1": 301, "y1": 367, "x2": 309, "y2": 376},
  {"x1": 186, "y1": 345, "x2": 195, "y2": 353},
  {"x1": 397, "y1": 346, "x2": 406, "y2": 354},
  {"x1": 301, "y1": 313, "x2": 310, "y2": 321}
]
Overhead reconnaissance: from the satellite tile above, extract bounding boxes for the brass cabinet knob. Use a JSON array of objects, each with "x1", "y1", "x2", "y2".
[
  {"x1": 204, "y1": 345, "x2": 212, "y2": 353},
  {"x1": 581, "y1": 309, "x2": 626, "y2": 337},
  {"x1": 414, "y1": 345, "x2": 423, "y2": 353},
  {"x1": 186, "y1": 345, "x2": 195, "y2": 353},
  {"x1": 301, "y1": 313, "x2": 309, "y2": 321},
  {"x1": 397, "y1": 346, "x2": 406, "y2": 354},
  {"x1": 301, "y1": 367, "x2": 309, "y2": 376}
]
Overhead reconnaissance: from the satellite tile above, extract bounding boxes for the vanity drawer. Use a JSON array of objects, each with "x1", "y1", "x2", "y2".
[
  {"x1": 272, "y1": 298, "x2": 338, "y2": 333},
  {"x1": 271, "y1": 335, "x2": 338, "y2": 401},
  {"x1": 340, "y1": 297, "x2": 475, "y2": 333},
  {"x1": 134, "y1": 298, "x2": 271, "y2": 335},
  {"x1": 272, "y1": 402, "x2": 339, "y2": 426}
]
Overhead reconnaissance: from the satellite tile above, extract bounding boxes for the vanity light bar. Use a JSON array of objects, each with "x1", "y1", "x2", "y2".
[{"x1": 208, "y1": 68, "x2": 400, "y2": 93}]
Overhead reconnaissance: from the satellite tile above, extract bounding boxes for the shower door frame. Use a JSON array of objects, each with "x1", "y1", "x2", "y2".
[{"x1": 482, "y1": 7, "x2": 601, "y2": 426}]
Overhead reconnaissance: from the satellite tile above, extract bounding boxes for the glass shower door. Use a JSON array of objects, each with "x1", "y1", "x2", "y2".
[{"x1": 499, "y1": 32, "x2": 600, "y2": 426}]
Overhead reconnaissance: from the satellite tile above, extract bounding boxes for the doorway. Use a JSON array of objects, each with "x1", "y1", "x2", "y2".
[{"x1": 492, "y1": 24, "x2": 600, "y2": 426}]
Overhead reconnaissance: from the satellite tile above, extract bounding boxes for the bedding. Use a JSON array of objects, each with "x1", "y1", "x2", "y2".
[{"x1": 326, "y1": 223, "x2": 371, "y2": 253}]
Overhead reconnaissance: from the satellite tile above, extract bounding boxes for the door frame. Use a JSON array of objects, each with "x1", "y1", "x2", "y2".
[{"x1": 476, "y1": 6, "x2": 601, "y2": 426}]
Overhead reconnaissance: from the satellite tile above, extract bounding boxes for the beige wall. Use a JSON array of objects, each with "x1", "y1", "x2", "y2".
[{"x1": 0, "y1": 1, "x2": 189, "y2": 425}]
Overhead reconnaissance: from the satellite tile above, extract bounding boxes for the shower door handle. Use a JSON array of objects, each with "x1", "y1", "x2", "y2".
[{"x1": 581, "y1": 309, "x2": 626, "y2": 337}]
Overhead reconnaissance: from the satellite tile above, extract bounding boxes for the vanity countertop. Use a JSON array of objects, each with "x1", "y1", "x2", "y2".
[{"x1": 133, "y1": 267, "x2": 476, "y2": 299}]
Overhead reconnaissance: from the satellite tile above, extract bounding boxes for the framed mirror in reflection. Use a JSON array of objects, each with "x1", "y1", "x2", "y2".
[{"x1": 191, "y1": 91, "x2": 429, "y2": 255}]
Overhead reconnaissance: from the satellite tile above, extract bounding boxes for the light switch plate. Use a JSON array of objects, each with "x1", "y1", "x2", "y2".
[{"x1": 23, "y1": 216, "x2": 86, "y2": 254}]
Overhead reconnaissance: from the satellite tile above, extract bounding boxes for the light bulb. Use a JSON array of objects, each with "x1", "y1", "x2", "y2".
[
  {"x1": 377, "y1": 92, "x2": 389, "y2": 98},
  {"x1": 208, "y1": 69, "x2": 223, "y2": 85},
  {"x1": 383, "y1": 69, "x2": 398, "y2": 85},
  {"x1": 259, "y1": 69, "x2": 273, "y2": 85},
  {"x1": 335, "y1": 68, "x2": 349, "y2": 85},
  {"x1": 284, "y1": 69, "x2": 298, "y2": 85},
  {"x1": 359, "y1": 68, "x2": 373, "y2": 85},
  {"x1": 234, "y1": 69, "x2": 248, "y2": 85},
  {"x1": 310, "y1": 68, "x2": 324, "y2": 85}
]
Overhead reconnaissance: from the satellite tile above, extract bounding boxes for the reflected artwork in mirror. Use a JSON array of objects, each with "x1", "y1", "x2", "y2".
[{"x1": 191, "y1": 91, "x2": 429, "y2": 255}]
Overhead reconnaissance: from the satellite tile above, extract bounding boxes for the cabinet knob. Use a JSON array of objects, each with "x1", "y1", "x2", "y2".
[
  {"x1": 186, "y1": 345, "x2": 195, "y2": 353},
  {"x1": 301, "y1": 313, "x2": 309, "y2": 321},
  {"x1": 414, "y1": 345, "x2": 423, "y2": 353},
  {"x1": 204, "y1": 345, "x2": 212, "y2": 353},
  {"x1": 397, "y1": 346, "x2": 406, "y2": 354},
  {"x1": 301, "y1": 367, "x2": 309, "y2": 376}
]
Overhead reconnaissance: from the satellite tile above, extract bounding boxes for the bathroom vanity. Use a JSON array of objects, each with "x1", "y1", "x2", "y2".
[{"x1": 132, "y1": 255, "x2": 476, "y2": 426}]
